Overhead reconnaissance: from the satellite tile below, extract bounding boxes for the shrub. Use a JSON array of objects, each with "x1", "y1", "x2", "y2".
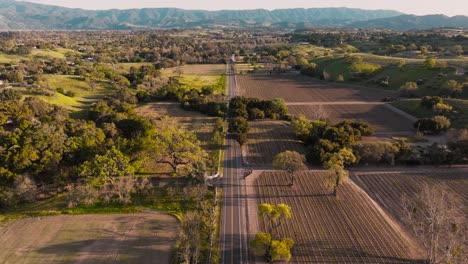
[
  {"x1": 421, "y1": 96, "x2": 443, "y2": 108},
  {"x1": 415, "y1": 116, "x2": 451, "y2": 135},
  {"x1": 400, "y1": 82, "x2": 418, "y2": 97},
  {"x1": 65, "y1": 90, "x2": 76, "y2": 97},
  {"x1": 433, "y1": 103, "x2": 453, "y2": 115},
  {"x1": 442, "y1": 80, "x2": 463, "y2": 97}
]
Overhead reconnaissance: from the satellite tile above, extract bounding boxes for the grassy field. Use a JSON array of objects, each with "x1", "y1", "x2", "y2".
[
  {"x1": 249, "y1": 170, "x2": 424, "y2": 263},
  {"x1": 161, "y1": 64, "x2": 226, "y2": 75},
  {"x1": 35, "y1": 75, "x2": 115, "y2": 112},
  {"x1": 0, "y1": 213, "x2": 177, "y2": 264},
  {"x1": 0, "y1": 48, "x2": 80, "y2": 64},
  {"x1": 311, "y1": 55, "x2": 464, "y2": 96},
  {"x1": 391, "y1": 99, "x2": 468, "y2": 128}
]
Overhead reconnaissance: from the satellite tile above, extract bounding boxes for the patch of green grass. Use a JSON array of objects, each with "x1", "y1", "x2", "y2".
[
  {"x1": 313, "y1": 57, "x2": 352, "y2": 79},
  {"x1": 0, "y1": 49, "x2": 81, "y2": 64},
  {"x1": 368, "y1": 65, "x2": 456, "y2": 91},
  {"x1": 0, "y1": 52, "x2": 27, "y2": 64},
  {"x1": 31, "y1": 49, "x2": 66, "y2": 59},
  {"x1": 294, "y1": 45, "x2": 333, "y2": 56},
  {"x1": 37, "y1": 75, "x2": 115, "y2": 111},
  {"x1": 391, "y1": 98, "x2": 468, "y2": 129}
]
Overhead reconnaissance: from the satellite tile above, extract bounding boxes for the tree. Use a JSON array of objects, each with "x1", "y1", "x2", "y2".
[
  {"x1": 400, "y1": 82, "x2": 418, "y2": 97},
  {"x1": 415, "y1": 116, "x2": 451, "y2": 135},
  {"x1": 79, "y1": 147, "x2": 135, "y2": 187},
  {"x1": 323, "y1": 148, "x2": 357, "y2": 197},
  {"x1": 290, "y1": 115, "x2": 312, "y2": 141},
  {"x1": 442, "y1": 80, "x2": 463, "y2": 97},
  {"x1": 424, "y1": 57, "x2": 437, "y2": 69},
  {"x1": 421, "y1": 96, "x2": 443, "y2": 109},
  {"x1": 450, "y1": 45, "x2": 464, "y2": 56},
  {"x1": 228, "y1": 117, "x2": 249, "y2": 134},
  {"x1": 251, "y1": 232, "x2": 294, "y2": 263},
  {"x1": 251, "y1": 203, "x2": 294, "y2": 262},
  {"x1": 273, "y1": 151, "x2": 307, "y2": 186},
  {"x1": 155, "y1": 121, "x2": 207, "y2": 175},
  {"x1": 402, "y1": 184, "x2": 465, "y2": 264}
]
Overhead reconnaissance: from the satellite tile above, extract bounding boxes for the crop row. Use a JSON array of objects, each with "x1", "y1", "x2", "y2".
[
  {"x1": 254, "y1": 171, "x2": 424, "y2": 263},
  {"x1": 246, "y1": 120, "x2": 306, "y2": 166},
  {"x1": 238, "y1": 74, "x2": 394, "y2": 103},
  {"x1": 288, "y1": 104, "x2": 414, "y2": 133}
]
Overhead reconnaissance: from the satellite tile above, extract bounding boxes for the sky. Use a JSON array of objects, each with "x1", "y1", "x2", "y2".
[{"x1": 18, "y1": 0, "x2": 468, "y2": 16}]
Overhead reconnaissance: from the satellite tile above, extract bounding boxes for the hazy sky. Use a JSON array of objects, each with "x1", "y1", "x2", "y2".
[{"x1": 19, "y1": 0, "x2": 468, "y2": 16}]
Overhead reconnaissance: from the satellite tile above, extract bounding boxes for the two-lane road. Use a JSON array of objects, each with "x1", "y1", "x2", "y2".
[{"x1": 220, "y1": 63, "x2": 249, "y2": 264}]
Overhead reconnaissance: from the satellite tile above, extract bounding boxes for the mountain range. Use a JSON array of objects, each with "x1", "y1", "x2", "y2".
[{"x1": 0, "y1": 0, "x2": 467, "y2": 30}]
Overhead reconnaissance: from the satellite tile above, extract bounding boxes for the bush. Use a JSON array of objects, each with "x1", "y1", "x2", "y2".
[
  {"x1": 400, "y1": 82, "x2": 418, "y2": 97},
  {"x1": 352, "y1": 142, "x2": 398, "y2": 165},
  {"x1": 442, "y1": 80, "x2": 463, "y2": 97},
  {"x1": 65, "y1": 90, "x2": 76, "y2": 97},
  {"x1": 421, "y1": 96, "x2": 443, "y2": 108},
  {"x1": 0, "y1": 89, "x2": 22, "y2": 101},
  {"x1": 433, "y1": 103, "x2": 453, "y2": 115},
  {"x1": 56, "y1": 87, "x2": 65, "y2": 94},
  {"x1": 415, "y1": 116, "x2": 451, "y2": 135}
]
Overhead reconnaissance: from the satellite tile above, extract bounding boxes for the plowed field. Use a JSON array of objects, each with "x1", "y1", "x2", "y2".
[
  {"x1": 238, "y1": 75, "x2": 395, "y2": 102},
  {"x1": 252, "y1": 171, "x2": 424, "y2": 263}
]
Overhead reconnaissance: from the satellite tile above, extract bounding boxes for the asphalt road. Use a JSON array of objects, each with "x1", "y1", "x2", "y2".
[{"x1": 220, "y1": 63, "x2": 249, "y2": 264}]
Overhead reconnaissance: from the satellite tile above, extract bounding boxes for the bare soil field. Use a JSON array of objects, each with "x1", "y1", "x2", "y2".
[
  {"x1": 0, "y1": 212, "x2": 178, "y2": 264},
  {"x1": 251, "y1": 171, "x2": 424, "y2": 263},
  {"x1": 162, "y1": 64, "x2": 226, "y2": 75},
  {"x1": 288, "y1": 104, "x2": 415, "y2": 133},
  {"x1": 351, "y1": 167, "x2": 468, "y2": 220},
  {"x1": 238, "y1": 74, "x2": 395, "y2": 102},
  {"x1": 246, "y1": 120, "x2": 306, "y2": 166}
]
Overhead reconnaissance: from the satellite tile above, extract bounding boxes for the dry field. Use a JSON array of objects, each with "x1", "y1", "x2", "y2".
[
  {"x1": 246, "y1": 120, "x2": 306, "y2": 166},
  {"x1": 251, "y1": 171, "x2": 424, "y2": 263},
  {"x1": 351, "y1": 167, "x2": 468, "y2": 221},
  {"x1": 288, "y1": 104, "x2": 415, "y2": 133},
  {"x1": 0, "y1": 213, "x2": 178, "y2": 264},
  {"x1": 238, "y1": 74, "x2": 395, "y2": 103},
  {"x1": 161, "y1": 64, "x2": 226, "y2": 75}
]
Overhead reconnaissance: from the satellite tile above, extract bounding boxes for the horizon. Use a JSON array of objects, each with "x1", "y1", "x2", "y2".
[{"x1": 15, "y1": 0, "x2": 468, "y2": 17}]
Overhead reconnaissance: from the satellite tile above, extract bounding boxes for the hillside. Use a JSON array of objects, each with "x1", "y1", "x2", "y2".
[
  {"x1": 0, "y1": 0, "x2": 404, "y2": 29},
  {"x1": 348, "y1": 14, "x2": 468, "y2": 30}
]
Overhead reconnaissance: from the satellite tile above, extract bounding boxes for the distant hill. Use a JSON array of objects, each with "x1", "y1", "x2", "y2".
[
  {"x1": 0, "y1": 0, "x2": 466, "y2": 30},
  {"x1": 348, "y1": 14, "x2": 468, "y2": 30},
  {"x1": 0, "y1": 0, "x2": 403, "y2": 30}
]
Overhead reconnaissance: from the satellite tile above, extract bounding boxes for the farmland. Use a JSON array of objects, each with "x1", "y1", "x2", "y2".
[
  {"x1": 246, "y1": 120, "x2": 306, "y2": 166},
  {"x1": 161, "y1": 64, "x2": 226, "y2": 75},
  {"x1": 288, "y1": 103, "x2": 415, "y2": 134},
  {"x1": 0, "y1": 213, "x2": 178, "y2": 264},
  {"x1": 250, "y1": 171, "x2": 424, "y2": 263},
  {"x1": 238, "y1": 74, "x2": 395, "y2": 102},
  {"x1": 351, "y1": 167, "x2": 468, "y2": 219}
]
